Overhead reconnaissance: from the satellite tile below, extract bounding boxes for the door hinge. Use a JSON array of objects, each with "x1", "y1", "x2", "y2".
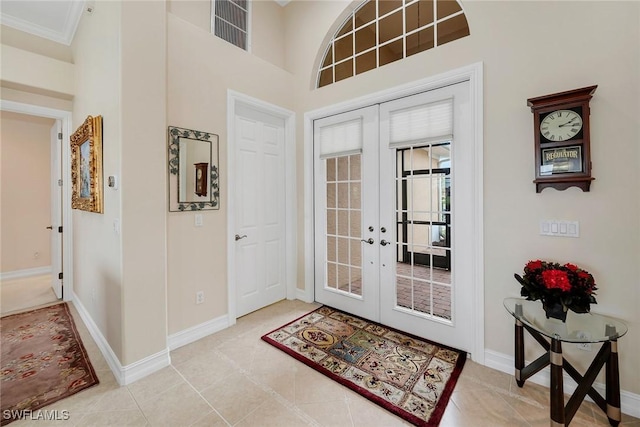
[
  {"x1": 58, "y1": 179, "x2": 63, "y2": 186},
  {"x1": 58, "y1": 132, "x2": 63, "y2": 140},
  {"x1": 58, "y1": 226, "x2": 63, "y2": 233},
  {"x1": 58, "y1": 272, "x2": 63, "y2": 280}
]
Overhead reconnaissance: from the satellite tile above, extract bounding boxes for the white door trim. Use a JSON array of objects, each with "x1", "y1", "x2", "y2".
[
  {"x1": 226, "y1": 90, "x2": 296, "y2": 325},
  {"x1": 1, "y1": 100, "x2": 74, "y2": 302},
  {"x1": 303, "y1": 62, "x2": 485, "y2": 363}
]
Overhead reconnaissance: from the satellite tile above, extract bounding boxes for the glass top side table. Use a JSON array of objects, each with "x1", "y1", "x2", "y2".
[{"x1": 503, "y1": 297, "x2": 628, "y2": 426}]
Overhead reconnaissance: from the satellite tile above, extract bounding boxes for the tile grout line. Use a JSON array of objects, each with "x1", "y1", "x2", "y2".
[
  {"x1": 168, "y1": 364, "x2": 233, "y2": 427},
  {"x1": 211, "y1": 347, "x2": 323, "y2": 427},
  {"x1": 465, "y1": 375, "x2": 545, "y2": 408}
]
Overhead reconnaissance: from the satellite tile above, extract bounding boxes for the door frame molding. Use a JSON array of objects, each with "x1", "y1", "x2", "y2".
[
  {"x1": 303, "y1": 62, "x2": 485, "y2": 363},
  {"x1": 226, "y1": 90, "x2": 296, "y2": 325},
  {"x1": 1, "y1": 100, "x2": 74, "y2": 302}
]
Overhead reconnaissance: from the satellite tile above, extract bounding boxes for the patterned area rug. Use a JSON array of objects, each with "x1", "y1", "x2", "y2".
[
  {"x1": 262, "y1": 306, "x2": 466, "y2": 426},
  {"x1": 0, "y1": 303, "x2": 99, "y2": 425}
]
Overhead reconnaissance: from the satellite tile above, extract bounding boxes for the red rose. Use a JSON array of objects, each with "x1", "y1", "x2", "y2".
[
  {"x1": 526, "y1": 260, "x2": 543, "y2": 271},
  {"x1": 541, "y1": 269, "x2": 571, "y2": 292},
  {"x1": 564, "y1": 263, "x2": 578, "y2": 271}
]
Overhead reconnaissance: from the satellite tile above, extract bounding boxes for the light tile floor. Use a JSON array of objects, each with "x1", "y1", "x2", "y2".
[{"x1": 8, "y1": 299, "x2": 640, "y2": 426}]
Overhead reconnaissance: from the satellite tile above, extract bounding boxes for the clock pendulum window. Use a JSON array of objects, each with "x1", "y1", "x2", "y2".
[{"x1": 527, "y1": 86, "x2": 597, "y2": 192}]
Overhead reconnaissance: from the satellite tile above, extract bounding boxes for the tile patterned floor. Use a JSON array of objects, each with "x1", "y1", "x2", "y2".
[
  {"x1": 7, "y1": 299, "x2": 640, "y2": 426},
  {"x1": 339, "y1": 264, "x2": 453, "y2": 319}
]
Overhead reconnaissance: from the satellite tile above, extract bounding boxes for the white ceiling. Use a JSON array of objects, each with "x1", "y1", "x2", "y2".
[
  {"x1": 0, "y1": 0, "x2": 292, "y2": 46},
  {"x1": 0, "y1": 0, "x2": 85, "y2": 46}
]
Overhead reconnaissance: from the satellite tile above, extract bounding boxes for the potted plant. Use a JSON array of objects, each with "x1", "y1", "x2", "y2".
[{"x1": 514, "y1": 260, "x2": 597, "y2": 322}]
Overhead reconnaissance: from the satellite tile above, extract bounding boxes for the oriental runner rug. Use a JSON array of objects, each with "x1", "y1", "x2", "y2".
[
  {"x1": 262, "y1": 306, "x2": 466, "y2": 426},
  {"x1": 0, "y1": 303, "x2": 99, "y2": 425}
]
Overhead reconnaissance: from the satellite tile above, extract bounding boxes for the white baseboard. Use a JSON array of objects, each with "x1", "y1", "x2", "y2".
[
  {"x1": 1, "y1": 266, "x2": 51, "y2": 281},
  {"x1": 484, "y1": 349, "x2": 640, "y2": 419},
  {"x1": 72, "y1": 293, "x2": 170, "y2": 386},
  {"x1": 296, "y1": 287, "x2": 313, "y2": 303},
  {"x1": 167, "y1": 314, "x2": 230, "y2": 350},
  {"x1": 119, "y1": 348, "x2": 171, "y2": 385}
]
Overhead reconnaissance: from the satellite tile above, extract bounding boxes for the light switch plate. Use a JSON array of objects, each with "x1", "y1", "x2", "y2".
[
  {"x1": 540, "y1": 220, "x2": 579, "y2": 238},
  {"x1": 195, "y1": 214, "x2": 203, "y2": 227}
]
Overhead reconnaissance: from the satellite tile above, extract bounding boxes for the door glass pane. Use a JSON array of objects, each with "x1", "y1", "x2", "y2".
[
  {"x1": 394, "y1": 144, "x2": 451, "y2": 320},
  {"x1": 325, "y1": 154, "x2": 363, "y2": 296}
]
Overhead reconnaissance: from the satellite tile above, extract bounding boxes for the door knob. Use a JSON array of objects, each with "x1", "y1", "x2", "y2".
[
  {"x1": 360, "y1": 238, "x2": 374, "y2": 245},
  {"x1": 235, "y1": 234, "x2": 247, "y2": 241},
  {"x1": 380, "y1": 239, "x2": 391, "y2": 246},
  {"x1": 46, "y1": 226, "x2": 53, "y2": 230}
]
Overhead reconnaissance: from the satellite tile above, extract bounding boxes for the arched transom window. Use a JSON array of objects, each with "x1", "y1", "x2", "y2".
[{"x1": 317, "y1": 0, "x2": 470, "y2": 88}]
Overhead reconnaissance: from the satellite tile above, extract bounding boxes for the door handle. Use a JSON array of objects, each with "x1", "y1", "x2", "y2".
[
  {"x1": 235, "y1": 234, "x2": 247, "y2": 241},
  {"x1": 380, "y1": 239, "x2": 391, "y2": 246},
  {"x1": 360, "y1": 238, "x2": 374, "y2": 245},
  {"x1": 46, "y1": 226, "x2": 53, "y2": 230}
]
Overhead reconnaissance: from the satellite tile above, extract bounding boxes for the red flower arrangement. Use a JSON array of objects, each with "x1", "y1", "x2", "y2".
[{"x1": 514, "y1": 260, "x2": 597, "y2": 316}]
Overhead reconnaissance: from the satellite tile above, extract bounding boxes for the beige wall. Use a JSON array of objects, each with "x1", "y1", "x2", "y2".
[
  {"x1": 0, "y1": 44, "x2": 74, "y2": 99},
  {"x1": 0, "y1": 87, "x2": 73, "y2": 112},
  {"x1": 166, "y1": 10, "x2": 293, "y2": 334},
  {"x1": 0, "y1": 111, "x2": 54, "y2": 273},
  {"x1": 71, "y1": 0, "x2": 169, "y2": 366},
  {"x1": 1, "y1": 24, "x2": 74, "y2": 63},
  {"x1": 71, "y1": 0, "x2": 124, "y2": 360},
  {"x1": 168, "y1": 0, "x2": 287, "y2": 70},
  {"x1": 119, "y1": 0, "x2": 168, "y2": 365},
  {"x1": 285, "y1": 0, "x2": 640, "y2": 395}
]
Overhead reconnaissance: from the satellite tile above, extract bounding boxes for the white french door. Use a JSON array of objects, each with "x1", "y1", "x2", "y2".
[
  {"x1": 314, "y1": 81, "x2": 474, "y2": 352},
  {"x1": 314, "y1": 106, "x2": 380, "y2": 321},
  {"x1": 234, "y1": 104, "x2": 287, "y2": 317}
]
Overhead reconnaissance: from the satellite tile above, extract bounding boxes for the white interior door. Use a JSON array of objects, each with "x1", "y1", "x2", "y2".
[
  {"x1": 234, "y1": 105, "x2": 287, "y2": 317},
  {"x1": 50, "y1": 120, "x2": 63, "y2": 299},
  {"x1": 313, "y1": 82, "x2": 474, "y2": 352}
]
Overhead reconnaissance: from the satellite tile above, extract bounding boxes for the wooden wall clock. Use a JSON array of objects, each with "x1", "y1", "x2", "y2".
[
  {"x1": 194, "y1": 162, "x2": 208, "y2": 197},
  {"x1": 527, "y1": 85, "x2": 597, "y2": 192}
]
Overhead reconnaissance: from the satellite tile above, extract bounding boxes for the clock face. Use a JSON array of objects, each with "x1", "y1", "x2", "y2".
[
  {"x1": 196, "y1": 169, "x2": 202, "y2": 179},
  {"x1": 540, "y1": 109, "x2": 583, "y2": 142}
]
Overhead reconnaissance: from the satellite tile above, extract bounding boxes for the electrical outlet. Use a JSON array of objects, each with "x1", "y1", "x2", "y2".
[
  {"x1": 34, "y1": 251, "x2": 40, "y2": 259},
  {"x1": 196, "y1": 291, "x2": 204, "y2": 304}
]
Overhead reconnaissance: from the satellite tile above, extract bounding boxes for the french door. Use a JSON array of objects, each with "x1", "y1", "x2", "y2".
[{"x1": 314, "y1": 82, "x2": 474, "y2": 352}]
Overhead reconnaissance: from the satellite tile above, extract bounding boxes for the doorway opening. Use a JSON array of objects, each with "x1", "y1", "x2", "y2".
[{"x1": 0, "y1": 100, "x2": 74, "y2": 314}]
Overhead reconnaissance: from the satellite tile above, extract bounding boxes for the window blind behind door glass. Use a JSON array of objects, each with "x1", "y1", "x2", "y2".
[
  {"x1": 388, "y1": 98, "x2": 453, "y2": 148},
  {"x1": 318, "y1": 118, "x2": 363, "y2": 159}
]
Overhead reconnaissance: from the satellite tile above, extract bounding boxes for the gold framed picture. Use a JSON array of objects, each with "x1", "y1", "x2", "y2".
[{"x1": 71, "y1": 115, "x2": 103, "y2": 213}]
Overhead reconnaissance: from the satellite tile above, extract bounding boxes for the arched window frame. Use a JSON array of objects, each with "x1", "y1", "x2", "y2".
[{"x1": 317, "y1": 0, "x2": 470, "y2": 88}]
